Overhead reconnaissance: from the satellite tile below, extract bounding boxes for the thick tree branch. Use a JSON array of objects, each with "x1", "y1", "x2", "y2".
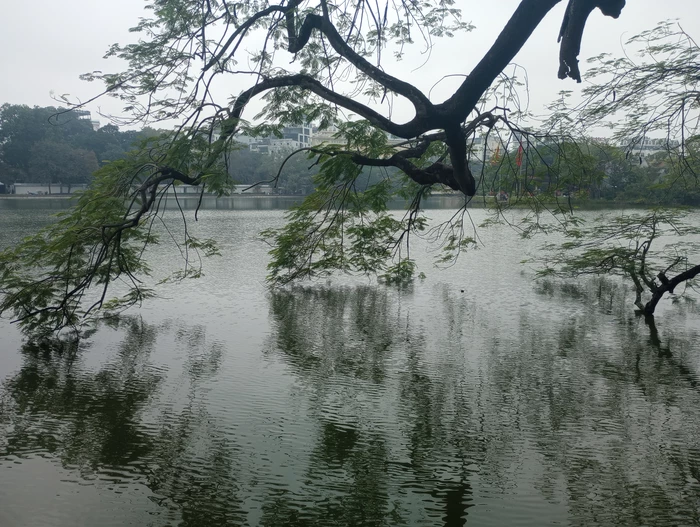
[
  {"x1": 218, "y1": 1, "x2": 628, "y2": 198},
  {"x1": 287, "y1": 12, "x2": 434, "y2": 115},
  {"x1": 442, "y1": 0, "x2": 626, "y2": 117},
  {"x1": 309, "y1": 140, "x2": 464, "y2": 191},
  {"x1": 229, "y1": 73, "x2": 421, "y2": 138},
  {"x1": 349, "y1": 152, "x2": 464, "y2": 191},
  {"x1": 442, "y1": 0, "x2": 561, "y2": 120},
  {"x1": 644, "y1": 263, "x2": 700, "y2": 316},
  {"x1": 558, "y1": 0, "x2": 625, "y2": 82}
]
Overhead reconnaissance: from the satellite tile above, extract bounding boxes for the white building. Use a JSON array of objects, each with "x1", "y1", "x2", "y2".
[
  {"x1": 311, "y1": 125, "x2": 342, "y2": 146},
  {"x1": 620, "y1": 137, "x2": 681, "y2": 156},
  {"x1": 13, "y1": 183, "x2": 88, "y2": 195},
  {"x1": 470, "y1": 134, "x2": 504, "y2": 156},
  {"x1": 237, "y1": 124, "x2": 313, "y2": 154},
  {"x1": 618, "y1": 137, "x2": 682, "y2": 166}
]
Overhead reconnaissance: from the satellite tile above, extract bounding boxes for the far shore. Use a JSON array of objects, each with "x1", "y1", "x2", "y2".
[{"x1": 0, "y1": 193, "x2": 663, "y2": 212}]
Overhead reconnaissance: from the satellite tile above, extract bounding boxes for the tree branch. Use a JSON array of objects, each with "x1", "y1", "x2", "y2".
[
  {"x1": 645, "y1": 263, "x2": 700, "y2": 315},
  {"x1": 442, "y1": 0, "x2": 561, "y2": 120},
  {"x1": 558, "y1": 0, "x2": 625, "y2": 82},
  {"x1": 287, "y1": 12, "x2": 433, "y2": 115},
  {"x1": 229, "y1": 73, "x2": 422, "y2": 138}
]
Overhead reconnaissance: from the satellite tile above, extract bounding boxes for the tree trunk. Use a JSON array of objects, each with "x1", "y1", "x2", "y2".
[{"x1": 643, "y1": 264, "x2": 700, "y2": 315}]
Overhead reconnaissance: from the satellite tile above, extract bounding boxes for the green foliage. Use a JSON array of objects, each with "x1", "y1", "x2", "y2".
[
  {"x1": 0, "y1": 136, "x2": 224, "y2": 336},
  {"x1": 0, "y1": 104, "x2": 166, "y2": 185},
  {"x1": 531, "y1": 209, "x2": 700, "y2": 314},
  {"x1": 263, "y1": 123, "x2": 428, "y2": 285},
  {"x1": 81, "y1": 0, "x2": 469, "y2": 128},
  {"x1": 435, "y1": 234, "x2": 477, "y2": 265},
  {"x1": 0, "y1": 165, "x2": 155, "y2": 336}
]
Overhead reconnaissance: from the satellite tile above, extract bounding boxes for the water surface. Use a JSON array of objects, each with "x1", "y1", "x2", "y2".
[{"x1": 1, "y1": 205, "x2": 700, "y2": 526}]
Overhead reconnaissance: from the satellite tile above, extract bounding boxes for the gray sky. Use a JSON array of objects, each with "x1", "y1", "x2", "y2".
[{"x1": 1, "y1": 1, "x2": 698, "y2": 129}]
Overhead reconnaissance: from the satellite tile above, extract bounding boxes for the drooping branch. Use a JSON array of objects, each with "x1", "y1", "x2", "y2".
[
  {"x1": 102, "y1": 167, "x2": 202, "y2": 241},
  {"x1": 558, "y1": 0, "x2": 626, "y2": 82},
  {"x1": 0, "y1": 161, "x2": 207, "y2": 333}
]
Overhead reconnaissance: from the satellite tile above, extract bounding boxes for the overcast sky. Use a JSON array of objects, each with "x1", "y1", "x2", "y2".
[{"x1": 1, "y1": 1, "x2": 698, "y2": 130}]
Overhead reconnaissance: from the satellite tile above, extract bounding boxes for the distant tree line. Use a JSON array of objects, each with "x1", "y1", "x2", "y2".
[
  {"x1": 227, "y1": 148, "x2": 319, "y2": 195},
  {"x1": 0, "y1": 104, "x2": 161, "y2": 191},
  {"x1": 475, "y1": 137, "x2": 700, "y2": 206},
  {"x1": 228, "y1": 134, "x2": 700, "y2": 203},
  {"x1": 2, "y1": 104, "x2": 696, "y2": 203},
  {"x1": 0, "y1": 104, "x2": 323, "y2": 195}
]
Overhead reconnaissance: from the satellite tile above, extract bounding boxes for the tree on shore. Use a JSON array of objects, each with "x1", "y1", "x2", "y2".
[
  {"x1": 28, "y1": 141, "x2": 99, "y2": 193},
  {"x1": 0, "y1": 104, "x2": 169, "y2": 185},
  {"x1": 0, "y1": 105, "x2": 95, "y2": 181},
  {"x1": 0, "y1": 0, "x2": 631, "y2": 335}
]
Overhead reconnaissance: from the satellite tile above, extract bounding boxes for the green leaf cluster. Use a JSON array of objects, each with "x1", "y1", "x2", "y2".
[
  {"x1": 263, "y1": 122, "x2": 428, "y2": 285},
  {"x1": 0, "y1": 135, "x2": 227, "y2": 336},
  {"x1": 531, "y1": 209, "x2": 700, "y2": 313}
]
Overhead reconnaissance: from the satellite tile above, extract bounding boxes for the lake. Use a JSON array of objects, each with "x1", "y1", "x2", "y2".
[{"x1": 1, "y1": 200, "x2": 700, "y2": 526}]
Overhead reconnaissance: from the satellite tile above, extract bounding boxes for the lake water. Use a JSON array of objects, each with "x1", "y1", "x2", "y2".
[{"x1": 1, "y1": 201, "x2": 700, "y2": 526}]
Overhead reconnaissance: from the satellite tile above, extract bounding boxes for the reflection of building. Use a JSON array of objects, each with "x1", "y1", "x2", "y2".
[{"x1": 236, "y1": 124, "x2": 313, "y2": 154}]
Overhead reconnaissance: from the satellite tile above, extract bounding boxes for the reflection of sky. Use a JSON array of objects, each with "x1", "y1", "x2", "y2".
[{"x1": 1, "y1": 208, "x2": 700, "y2": 525}]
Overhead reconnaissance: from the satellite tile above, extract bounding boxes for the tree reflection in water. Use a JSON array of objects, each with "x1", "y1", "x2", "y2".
[
  {"x1": 0, "y1": 316, "x2": 246, "y2": 527},
  {"x1": 1, "y1": 281, "x2": 700, "y2": 525},
  {"x1": 265, "y1": 285, "x2": 478, "y2": 525},
  {"x1": 267, "y1": 283, "x2": 700, "y2": 526}
]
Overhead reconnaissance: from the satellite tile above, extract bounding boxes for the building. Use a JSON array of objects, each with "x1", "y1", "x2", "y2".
[
  {"x1": 311, "y1": 125, "x2": 341, "y2": 146},
  {"x1": 619, "y1": 137, "x2": 681, "y2": 157},
  {"x1": 12, "y1": 183, "x2": 88, "y2": 195},
  {"x1": 617, "y1": 137, "x2": 682, "y2": 167},
  {"x1": 236, "y1": 124, "x2": 313, "y2": 154},
  {"x1": 470, "y1": 134, "x2": 504, "y2": 157},
  {"x1": 73, "y1": 109, "x2": 101, "y2": 131},
  {"x1": 281, "y1": 124, "x2": 312, "y2": 146}
]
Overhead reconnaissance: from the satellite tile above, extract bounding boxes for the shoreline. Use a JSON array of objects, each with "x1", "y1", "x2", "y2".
[{"x1": 0, "y1": 193, "x2": 681, "y2": 211}]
